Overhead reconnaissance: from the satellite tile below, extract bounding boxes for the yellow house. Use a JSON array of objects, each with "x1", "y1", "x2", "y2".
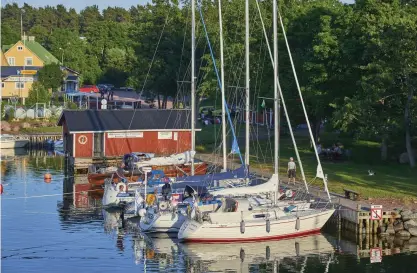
[
  {"x1": 1, "y1": 36, "x2": 79, "y2": 104},
  {"x1": 1, "y1": 67, "x2": 39, "y2": 104},
  {"x1": 0, "y1": 49, "x2": 9, "y2": 66},
  {"x1": 3, "y1": 36, "x2": 59, "y2": 67}
]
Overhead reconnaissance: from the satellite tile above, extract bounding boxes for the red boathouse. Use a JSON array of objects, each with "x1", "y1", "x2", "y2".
[{"x1": 57, "y1": 109, "x2": 198, "y2": 158}]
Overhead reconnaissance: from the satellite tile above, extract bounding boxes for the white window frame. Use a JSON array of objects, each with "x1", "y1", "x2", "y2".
[
  {"x1": 17, "y1": 46, "x2": 23, "y2": 51},
  {"x1": 25, "y1": 57, "x2": 33, "y2": 66},
  {"x1": 15, "y1": 82, "x2": 25, "y2": 89},
  {"x1": 8, "y1": 57, "x2": 15, "y2": 66}
]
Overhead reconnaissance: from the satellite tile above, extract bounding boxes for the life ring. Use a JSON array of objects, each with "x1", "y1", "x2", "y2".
[
  {"x1": 118, "y1": 182, "x2": 127, "y2": 193},
  {"x1": 146, "y1": 194, "x2": 156, "y2": 205},
  {"x1": 159, "y1": 201, "x2": 169, "y2": 211},
  {"x1": 285, "y1": 190, "x2": 293, "y2": 198},
  {"x1": 78, "y1": 135, "x2": 87, "y2": 145}
]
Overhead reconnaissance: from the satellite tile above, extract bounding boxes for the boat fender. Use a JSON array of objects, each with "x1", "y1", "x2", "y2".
[
  {"x1": 240, "y1": 220, "x2": 245, "y2": 234},
  {"x1": 118, "y1": 182, "x2": 127, "y2": 193},
  {"x1": 295, "y1": 217, "x2": 300, "y2": 230},
  {"x1": 240, "y1": 248, "x2": 245, "y2": 262},
  {"x1": 138, "y1": 208, "x2": 147, "y2": 217},
  {"x1": 266, "y1": 246, "x2": 270, "y2": 260},
  {"x1": 295, "y1": 242, "x2": 300, "y2": 256},
  {"x1": 266, "y1": 219, "x2": 271, "y2": 233}
]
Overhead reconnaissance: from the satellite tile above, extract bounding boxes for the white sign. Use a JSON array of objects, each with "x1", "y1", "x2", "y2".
[
  {"x1": 5, "y1": 77, "x2": 34, "y2": 82},
  {"x1": 370, "y1": 205, "x2": 383, "y2": 220},
  {"x1": 108, "y1": 132, "x2": 143, "y2": 138},
  {"x1": 173, "y1": 132, "x2": 178, "y2": 141},
  {"x1": 158, "y1": 132, "x2": 172, "y2": 139},
  {"x1": 370, "y1": 247, "x2": 382, "y2": 263}
]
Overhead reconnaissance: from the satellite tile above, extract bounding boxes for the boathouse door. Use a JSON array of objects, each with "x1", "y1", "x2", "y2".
[{"x1": 93, "y1": 133, "x2": 104, "y2": 157}]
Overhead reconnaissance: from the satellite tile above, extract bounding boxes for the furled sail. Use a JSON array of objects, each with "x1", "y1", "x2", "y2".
[
  {"x1": 134, "y1": 150, "x2": 195, "y2": 168},
  {"x1": 209, "y1": 174, "x2": 279, "y2": 196}
]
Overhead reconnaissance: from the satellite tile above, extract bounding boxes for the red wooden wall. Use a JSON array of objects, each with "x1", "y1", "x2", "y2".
[
  {"x1": 104, "y1": 131, "x2": 191, "y2": 156},
  {"x1": 74, "y1": 133, "x2": 93, "y2": 157}
]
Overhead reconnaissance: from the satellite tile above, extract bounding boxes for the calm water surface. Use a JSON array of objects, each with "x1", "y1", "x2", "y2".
[{"x1": 1, "y1": 152, "x2": 416, "y2": 272}]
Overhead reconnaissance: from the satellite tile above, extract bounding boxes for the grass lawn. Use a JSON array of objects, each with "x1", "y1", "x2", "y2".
[
  {"x1": 20, "y1": 126, "x2": 61, "y2": 134},
  {"x1": 196, "y1": 125, "x2": 417, "y2": 200}
]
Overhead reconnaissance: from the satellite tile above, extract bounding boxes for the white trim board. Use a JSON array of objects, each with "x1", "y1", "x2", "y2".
[{"x1": 68, "y1": 129, "x2": 200, "y2": 134}]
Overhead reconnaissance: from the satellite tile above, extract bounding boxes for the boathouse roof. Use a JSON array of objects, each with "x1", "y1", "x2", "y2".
[{"x1": 57, "y1": 109, "x2": 196, "y2": 133}]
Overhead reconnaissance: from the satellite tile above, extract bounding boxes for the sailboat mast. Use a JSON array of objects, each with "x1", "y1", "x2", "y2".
[
  {"x1": 273, "y1": 0, "x2": 280, "y2": 204},
  {"x1": 219, "y1": 0, "x2": 227, "y2": 172},
  {"x1": 191, "y1": 0, "x2": 196, "y2": 176},
  {"x1": 273, "y1": 0, "x2": 279, "y2": 175},
  {"x1": 245, "y1": 0, "x2": 250, "y2": 168}
]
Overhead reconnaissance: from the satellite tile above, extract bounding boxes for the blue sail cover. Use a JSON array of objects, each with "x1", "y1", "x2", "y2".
[{"x1": 175, "y1": 165, "x2": 249, "y2": 188}]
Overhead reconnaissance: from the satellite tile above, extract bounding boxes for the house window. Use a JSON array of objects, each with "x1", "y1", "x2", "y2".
[
  {"x1": 17, "y1": 46, "x2": 23, "y2": 51},
  {"x1": 1, "y1": 82, "x2": 4, "y2": 88},
  {"x1": 25, "y1": 57, "x2": 33, "y2": 66},
  {"x1": 7, "y1": 57, "x2": 15, "y2": 66},
  {"x1": 15, "y1": 82, "x2": 25, "y2": 89}
]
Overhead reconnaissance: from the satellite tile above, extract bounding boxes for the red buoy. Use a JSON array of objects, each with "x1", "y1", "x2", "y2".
[{"x1": 0, "y1": 184, "x2": 3, "y2": 195}]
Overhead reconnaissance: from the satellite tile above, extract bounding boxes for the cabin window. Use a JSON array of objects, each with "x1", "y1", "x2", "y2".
[
  {"x1": 17, "y1": 46, "x2": 23, "y2": 51},
  {"x1": 7, "y1": 57, "x2": 15, "y2": 65},
  {"x1": 25, "y1": 57, "x2": 33, "y2": 66},
  {"x1": 15, "y1": 82, "x2": 24, "y2": 89},
  {"x1": 1, "y1": 82, "x2": 4, "y2": 88}
]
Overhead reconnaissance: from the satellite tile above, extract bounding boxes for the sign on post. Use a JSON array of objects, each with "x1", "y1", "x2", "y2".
[
  {"x1": 370, "y1": 247, "x2": 382, "y2": 263},
  {"x1": 370, "y1": 205, "x2": 383, "y2": 220}
]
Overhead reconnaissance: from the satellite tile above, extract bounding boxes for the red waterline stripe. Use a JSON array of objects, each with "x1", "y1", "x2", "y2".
[{"x1": 182, "y1": 229, "x2": 322, "y2": 243}]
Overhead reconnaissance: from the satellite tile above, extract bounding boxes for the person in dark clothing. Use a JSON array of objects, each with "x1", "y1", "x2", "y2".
[
  {"x1": 111, "y1": 90, "x2": 114, "y2": 101},
  {"x1": 161, "y1": 179, "x2": 172, "y2": 201}
]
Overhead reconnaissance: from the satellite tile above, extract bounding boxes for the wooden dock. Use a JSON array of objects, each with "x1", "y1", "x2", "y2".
[{"x1": 23, "y1": 133, "x2": 62, "y2": 148}]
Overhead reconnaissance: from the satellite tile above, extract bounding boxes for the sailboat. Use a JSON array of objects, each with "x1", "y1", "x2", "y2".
[
  {"x1": 177, "y1": 0, "x2": 335, "y2": 243},
  {"x1": 137, "y1": 0, "x2": 316, "y2": 233}
]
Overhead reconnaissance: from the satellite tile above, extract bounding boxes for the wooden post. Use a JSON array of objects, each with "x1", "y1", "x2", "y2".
[
  {"x1": 358, "y1": 219, "x2": 363, "y2": 235},
  {"x1": 366, "y1": 218, "x2": 370, "y2": 234},
  {"x1": 373, "y1": 220, "x2": 378, "y2": 234}
]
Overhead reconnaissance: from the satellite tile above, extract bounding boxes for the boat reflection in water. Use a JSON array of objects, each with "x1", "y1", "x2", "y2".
[{"x1": 132, "y1": 232, "x2": 335, "y2": 273}]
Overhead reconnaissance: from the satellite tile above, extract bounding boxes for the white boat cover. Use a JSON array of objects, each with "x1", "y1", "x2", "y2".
[
  {"x1": 134, "y1": 150, "x2": 195, "y2": 168},
  {"x1": 210, "y1": 174, "x2": 279, "y2": 196}
]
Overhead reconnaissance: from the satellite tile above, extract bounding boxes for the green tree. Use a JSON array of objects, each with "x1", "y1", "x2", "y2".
[
  {"x1": 27, "y1": 82, "x2": 51, "y2": 105},
  {"x1": 38, "y1": 63, "x2": 64, "y2": 91}
]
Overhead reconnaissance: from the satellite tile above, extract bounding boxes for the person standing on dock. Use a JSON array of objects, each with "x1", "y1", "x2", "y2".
[{"x1": 287, "y1": 157, "x2": 296, "y2": 184}]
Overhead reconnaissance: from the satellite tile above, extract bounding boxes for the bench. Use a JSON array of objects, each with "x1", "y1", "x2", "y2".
[{"x1": 344, "y1": 188, "x2": 360, "y2": 201}]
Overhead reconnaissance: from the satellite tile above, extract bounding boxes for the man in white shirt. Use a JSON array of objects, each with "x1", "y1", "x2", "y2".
[{"x1": 287, "y1": 157, "x2": 296, "y2": 184}]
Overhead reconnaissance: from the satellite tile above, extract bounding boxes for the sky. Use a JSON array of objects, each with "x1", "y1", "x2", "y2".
[{"x1": 3, "y1": 0, "x2": 355, "y2": 12}]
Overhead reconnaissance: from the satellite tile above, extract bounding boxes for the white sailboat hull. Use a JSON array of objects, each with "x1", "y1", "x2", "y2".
[
  {"x1": 178, "y1": 209, "x2": 335, "y2": 242},
  {"x1": 140, "y1": 211, "x2": 187, "y2": 233},
  {"x1": 1, "y1": 139, "x2": 29, "y2": 149},
  {"x1": 140, "y1": 199, "x2": 311, "y2": 233}
]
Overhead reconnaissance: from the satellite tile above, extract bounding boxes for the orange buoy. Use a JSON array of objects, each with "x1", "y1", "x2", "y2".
[
  {"x1": 0, "y1": 184, "x2": 3, "y2": 195},
  {"x1": 44, "y1": 179, "x2": 52, "y2": 183},
  {"x1": 44, "y1": 173, "x2": 52, "y2": 180}
]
